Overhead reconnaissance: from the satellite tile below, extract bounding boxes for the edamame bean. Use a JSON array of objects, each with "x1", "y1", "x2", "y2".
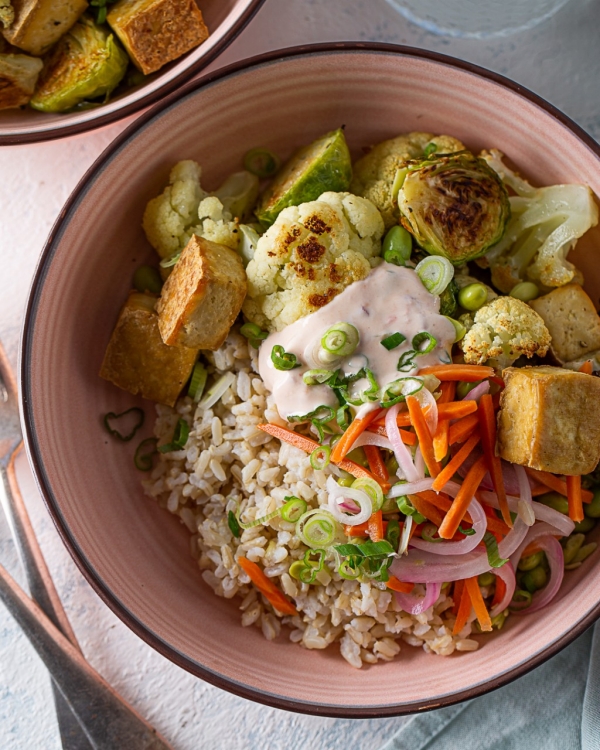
[
  {"x1": 537, "y1": 492, "x2": 569, "y2": 515},
  {"x1": 386, "y1": 455, "x2": 399, "y2": 476},
  {"x1": 346, "y1": 447, "x2": 369, "y2": 468},
  {"x1": 133, "y1": 264, "x2": 162, "y2": 294},
  {"x1": 509, "y1": 281, "x2": 539, "y2": 302},
  {"x1": 563, "y1": 533, "x2": 585, "y2": 565},
  {"x1": 585, "y1": 488, "x2": 600, "y2": 518},
  {"x1": 383, "y1": 225, "x2": 412, "y2": 266},
  {"x1": 478, "y1": 571, "x2": 495, "y2": 587},
  {"x1": 338, "y1": 475, "x2": 355, "y2": 488},
  {"x1": 458, "y1": 283, "x2": 487, "y2": 311},
  {"x1": 522, "y1": 566, "x2": 547, "y2": 593},
  {"x1": 574, "y1": 517, "x2": 596, "y2": 534},
  {"x1": 572, "y1": 542, "x2": 597, "y2": 564},
  {"x1": 518, "y1": 550, "x2": 544, "y2": 571}
]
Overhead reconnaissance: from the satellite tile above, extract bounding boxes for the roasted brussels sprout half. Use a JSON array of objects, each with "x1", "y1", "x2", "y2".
[
  {"x1": 397, "y1": 151, "x2": 510, "y2": 265},
  {"x1": 30, "y1": 16, "x2": 128, "y2": 113},
  {"x1": 439, "y1": 278, "x2": 458, "y2": 317}
]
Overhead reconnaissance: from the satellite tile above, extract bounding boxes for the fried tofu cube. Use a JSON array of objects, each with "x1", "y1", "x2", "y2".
[
  {"x1": 497, "y1": 365, "x2": 600, "y2": 475},
  {"x1": 107, "y1": 0, "x2": 208, "y2": 75},
  {"x1": 157, "y1": 235, "x2": 247, "y2": 351},
  {"x1": 2, "y1": 0, "x2": 88, "y2": 56},
  {"x1": 0, "y1": 52, "x2": 42, "y2": 108},
  {"x1": 99, "y1": 292, "x2": 198, "y2": 406},
  {"x1": 529, "y1": 284, "x2": 600, "y2": 364}
]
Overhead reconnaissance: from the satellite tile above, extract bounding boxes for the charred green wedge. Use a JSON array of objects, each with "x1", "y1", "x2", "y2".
[
  {"x1": 30, "y1": 15, "x2": 128, "y2": 113},
  {"x1": 256, "y1": 128, "x2": 352, "y2": 227}
]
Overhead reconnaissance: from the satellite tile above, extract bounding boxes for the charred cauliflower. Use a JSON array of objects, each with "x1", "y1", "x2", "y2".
[
  {"x1": 0, "y1": 0, "x2": 14, "y2": 29},
  {"x1": 351, "y1": 132, "x2": 465, "y2": 229},
  {"x1": 243, "y1": 192, "x2": 385, "y2": 331},
  {"x1": 460, "y1": 296, "x2": 551, "y2": 371}
]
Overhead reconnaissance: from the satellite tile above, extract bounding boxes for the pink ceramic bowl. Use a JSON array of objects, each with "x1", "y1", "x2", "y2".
[
  {"x1": 0, "y1": 0, "x2": 265, "y2": 145},
  {"x1": 21, "y1": 44, "x2": 600, "y2": 716}
]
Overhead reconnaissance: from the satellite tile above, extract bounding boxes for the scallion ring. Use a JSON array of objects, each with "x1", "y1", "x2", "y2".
[
  {"x1": 337, "y1": 558, "x2": 362, "y2": 580},
  {"x1": 380, "y1": 376, "x2": 424, "y2": 408},
  {"x1": 414, "y1": 255, "x2": 454, "y2": 296},
  {"x1": 159, "y1": 252, "x2": 181, "y2": 268},
  {"x1": 240, "y1": 322, "x2": 268, "y2": 348},
  {"x1": 296, "y1": 509, "x2": 340, "y2": 549},
  {"x1": 310, "y1": 445, "x2": 331, "y2": 470},
  {"x1": 243, "y1": 147, "x2": 281, "y2": 178},
  {"x1": 351, "y1": 477, "x2": 384, "y2": 512},
  {"x1": 280, "y1": 497, "x2": 308, "y2": 523},
  {"x1": 103, "y1": 407, "x2": 145, "y2": 442},
  {"x1": 320, "y1": 322, "x2": 360, "y2": 358},
  {"x1": 271, "y1": 344, "x2": 301, "y2": 371},
  {"x1": 412, "y1": 332, "x2": 438, "y2": 355},
  {"x1": 227, "y1": 510, "x2": 241, "y2": 538},
  {"x1": 396, "y1": 495, "x2": 427, "y2": 524},
  {"x1": 133, "y1": 437, "x2": 158, "y2": 471},
  {"x1": 188, "y1": 362, "x2": 208, "y2": 401},
  {"x1": 397, "y1": 350, "x2": 416, "y2": 372},
  {"x1": 381, "y1": 332, "x2": 406, "y2": 351},
  {"x1": 303, "y1": 368, "x2": 335, "y2": 385},
  {"x1": 158, "y1": 418, "x2": 190, "y2": 453}
]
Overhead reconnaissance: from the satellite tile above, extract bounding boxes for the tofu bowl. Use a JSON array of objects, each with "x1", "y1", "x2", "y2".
[
  {"x1": 0, "y1": 0, "x2": 265, "y2": 144},
  {"x1": 20, "y1": 44, "x2": 600, "y2": 715}
]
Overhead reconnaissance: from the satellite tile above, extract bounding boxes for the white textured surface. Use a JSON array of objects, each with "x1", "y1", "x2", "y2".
[{"x1": 0, "y1": 1, "x2": 599, "y2": 747}]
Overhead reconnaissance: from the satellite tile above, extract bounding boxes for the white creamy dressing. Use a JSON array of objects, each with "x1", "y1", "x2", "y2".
[{"x1": 258, "y1": 264, "x2": 456, "y2": 419}]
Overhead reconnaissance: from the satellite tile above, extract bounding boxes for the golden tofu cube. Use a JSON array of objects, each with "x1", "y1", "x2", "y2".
[
  {"x1": 99, "y1": 292, "x2": 198, "y2": 406},
  {"x1": 530, "y1": 284, "x2": 600, "y2": 364},
  {"x1": 0, "y1": 51, "x2": 42, "y2": 108},
  {"x1": 107, "y1": 0, "x2": 208, "y2": 75},
  {"x1": 497, "y1": 365, "x2": 600, "y2": 475},
  {"x1": 157, "y1": 235, "x2": 247, "y2": 351},
  {"x1": 2, "y1": 0, "x2": 88, "y2": 56}
]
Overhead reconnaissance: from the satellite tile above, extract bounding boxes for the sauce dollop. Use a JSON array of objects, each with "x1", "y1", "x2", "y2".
[{"x1": 258, "y1": 264, "x2": 455, "y2": 419}]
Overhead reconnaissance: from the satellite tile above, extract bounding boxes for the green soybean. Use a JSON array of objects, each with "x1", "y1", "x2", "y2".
[
  {"x1": 537, "y1": 492, "x2": 569, "y2": 515},
  {"x1": 346, "y1": 447, "x2": 369, "y2": 468},
  {"x1": 478, "y1": 571, "x2": 495, "y2": 587},
  {"x1": 563, "y1": 533, "x2": 585, "y2": 565},
  {"x1": 574, "y1": 517, "x2": 596, "y2": 534},
  {"x1": 585, "y1": 488, "x2": 600, "y2": 518},
  {"x1": 509, "y1": 281, "x2": 539, "y2": 302},
  {"x1": 458, "y1": 283, "x2": 487, "y2": 311},
  {"x1": 572, "y1": 542, "x2": 597, "y2": 565},
  {"x1": 133, "y1": 264, "x2": 162, "y2": 294},
  {"x1": 383, "y1": 225, "x2": 412, "y2": 266},
  {"x1": 338, "y1": 474, "x2": 355, "y2": 488},
  {"x1": 518, "y1": 550, "x2": 544, "y2": 571},
  {"x1": 522, "y1": 566, "x2": 547, "y2": 592}
]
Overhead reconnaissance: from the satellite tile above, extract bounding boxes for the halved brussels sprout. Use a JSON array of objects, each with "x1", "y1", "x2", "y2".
[
  {"x1": 397, "y1": 151, "x2": 510, "y2": 265},
  {"x1": 30, "y1": 15, "x2": 128, "y2": 113}
]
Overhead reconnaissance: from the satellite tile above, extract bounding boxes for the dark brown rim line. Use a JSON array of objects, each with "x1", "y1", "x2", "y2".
[
  {"x1": 20, "y1": 42, "x2": 600, "y2": 717},
  {"x1": 0, "y1": 0, "x2": 266, "y2": 146}
]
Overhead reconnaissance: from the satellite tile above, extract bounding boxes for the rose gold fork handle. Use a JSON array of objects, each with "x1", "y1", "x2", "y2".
[{"x1": 0, "y1": 561, "x2": 173, "y2": 750}]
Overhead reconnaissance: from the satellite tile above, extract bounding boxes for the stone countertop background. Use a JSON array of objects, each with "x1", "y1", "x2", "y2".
[{"x1": 1, "y1": 0, "x2": 599, "y2": 747}]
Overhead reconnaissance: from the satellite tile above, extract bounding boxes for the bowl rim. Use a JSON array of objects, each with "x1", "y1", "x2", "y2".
[
  {"x1": 0, "y1": 0, "x2": 266, "y2": 146},
  {"x1": 20, "y1": 41, "x2": 600, "y2": 717}
]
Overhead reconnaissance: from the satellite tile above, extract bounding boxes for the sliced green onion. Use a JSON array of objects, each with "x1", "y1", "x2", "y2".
[
  {"x1": 303, "y1": 368, "x2": 335, "y2": 385},
  {"x1": 228, "y1": 510, "x2": 241, "y2": 538},
  {"x1": 310, "y1": 445, "x2": 331, "y2": 470},
  {"x1": 300, "y1": 548, "x2": 326, "y2": 584},
  {"x1": 289, "y1": 560, "x2": 309, "y2": 581},
  {"x1": 338, "y1": 558, "x2": 362, "y2": 580},
  {"x1": 240, "y1": 322, "x2": 268, "y2": 348},
  {"x1": 511, "y1": 589, "x2": 533, "y2": 608},
  {"x1": 280, "y1": 497, "x2": 308, "y2": 523},
  {"x1": 321, "y1": 322, "x2": 360, "y2": 357},
  {"x1": 385, "y1": 519, "x2": 401, "y2": 551},
  {"x1": 198, "y1": 372, "x2": 235, "y2": 410},
  {"x1": 424, "y1": 142, "x2": 437, "y2": 158},
  {"x1": 159, "y1": 252, "x2": 181, "y2": 268},
  {"x1": 296, "y1": 509, "x2": 340, "y2": 548},
  {"x1": 381, "y1": 332, "x2": 406, "y2": 351},
  {"x1": 397, "y1": 350, "x2": 416, "y2": 372},
  {"x1": 134, "y1": 437, "x2": 158, "y2": 471},
  {"x1": 351, "y1": 477, "x2": 384, "y2": 512},
  {"x1": 188, "y1": 362, "x2": 208, "y2": 401},
  {"x1": 458, "y1": 524, "x2": 476, "y2": 536},
  {"x1": 391, "y1": 167, "x2": 408, "y2": 206},
  {"x1": 362, "y1": 556, "x2": 392, "y2": 581},
  {"x1": 444, "y1": 316, "x2": 466, "y2": 343},
  {"x1": 396, "y1": 495, "x2": 426, "y2": 525},
  {"x1": 344, "y1": 368, "x2": 380, "y2": 406},
  {"x1": 381, "y1": 376, "x2": 424, "y2": 408},
  {"x1": 484, "y1": 531, "x2": 508, "y2": 568},
  {"x1": 421, "y1": 523, "x2": 439, "y2": 543},
  {"x1": 236, "y1": 505, "x2": 281, "y2": 530},
  {"x1": 336, "y1": 404, "x2": 351, "y2": 430},
  {"x1": 335, "y1": 540, "x2": 395, "y2": 558},
  {"x1": 288, "y1": 405, "x2": 335, "y2": 424},
  {"x1": 243, "y1": 147, "x2": 281, "y2": 178},
  {"x1": 158, "y1": 418, "x2": 190, "y2": 453},
  {"x1": 412, "y1": 332, "x2": 437, "y2": 355},
  {"x1": 415, "y1": 256, "x2": 454, "y2": 296},
  {"x1": 271, "y1": 344, "x2": 301, "y2": 371},
  {"x1": 103, "y1": 407, "x2": 145, "y2": 442}
]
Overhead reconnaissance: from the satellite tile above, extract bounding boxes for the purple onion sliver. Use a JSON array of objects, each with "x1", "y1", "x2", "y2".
[
  {"x1": 409, "y1": 496, "x2": 487, "y2": 555},
  {"x1": 490, "y1": 561, "x2": 516, "y2": 617},
  {"x1": 394, "y1": 582, "x2": 442, "y2": 615},
  {"x1": 461, "y1": 381, "x2": 489, "y2": 403},
  {"x1": 385, "y1": 403, "x2": 421, "y2": 482}
]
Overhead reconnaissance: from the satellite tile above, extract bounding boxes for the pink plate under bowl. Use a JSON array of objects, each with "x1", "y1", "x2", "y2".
[
  {"x1": 0, "y1": 0, "x2": 265, "y2": 145},
  {"x1": 20, "y1": 44, "x2": 600, "y2": 716}
]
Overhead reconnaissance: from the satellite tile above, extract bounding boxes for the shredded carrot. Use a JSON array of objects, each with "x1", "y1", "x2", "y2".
[
  {"x1": 440, "y1": 381, "x2": 457, "y2": 402},
  {"x1": 452, "y1": 581, "x2": 472, "y2": 634},
  {"x1": 367, "y1": 510, "x2": 384, "y2": 542},
  {"x1": 237, "y1": 557, "x2": 298, "y2": 616},
  {"x1": 418, "y1": 364, "x2": 495, "y2": 381},
  {"x1": 438, "y1": 455, "x2": 488, "y2": 539},
  {"x1": 371, "y1": 401, "x2": 478, "y2": 429},
  {"x1": 524, "y1": 467, "x2": 593, "y2": 503},
  {"x1": 431, "y1": 432, "x2": 480, "y2": 492},
  {"x1": 417, "y1": 490, "x2": 471, "y2": 522},
  {"x1": 491, "y1": 575, "x2": 507, "y2": 610},
  {"x1": 448, "y1": 413, "x2": 480, "y2": 445},
  {"x1": 580, "y1": 360, "x2": 594, "y2": 375},
  {"x1": 330, "y1": 410, "x2": 379, "y2": 464},
  {"x1": 531, "y1": 484, "x2": 552, "y2": 497},
  {"x1": 386, "y1": 576, "x2": 415, "y2": 594},
  {"x1": 567, "y1": 475, "x2": 584, "y2": 523},
  {"x1": 338, "y1": 458, "x2": 391, "y2": 492},
  {"x1": 522, "y1": 537, "x2": 560, "y2": 557},
  {"x1": 479, "y1": 394, "x2": 511, "y2": 528},
  {"x1": 363, "y1": 445, "x2": 389, "y2": 485},
  {"x1": 465, "y1": 576, "x2": 492, "y2": 631},
  {"x1": 433, "y1": 420, "x2": 450, "y2": 462},
  {"x1": 367, "y1": 424, "x2": 418, "y2": 446},
  {"x1": 477, "y1": 496, "x2": 511, "y2": 538},
  {"x1": 452, "y1": 579, "x2": 465, "y2": 616},
  {"x1": 406, "y1": 395, "x2": 441, "y2": 477},
  {"x1": 344, "y1": 520, "x2": 388, "y2": 537},
  {"x1": 409, "y1": 494, "x2": 445, "y2": 527}
]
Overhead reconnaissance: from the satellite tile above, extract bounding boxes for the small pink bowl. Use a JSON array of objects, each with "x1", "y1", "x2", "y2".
[
  {"x1": 21, "y1": 44, "x2": 600, "y2": 716},
  {"x1": 0, "y1": 0, "x2": 265, "y2": 145}
]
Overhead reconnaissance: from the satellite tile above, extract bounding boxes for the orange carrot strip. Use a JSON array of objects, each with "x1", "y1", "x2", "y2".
[
  {"x1": 522, "y1": 537, "x2": 560, "y2": 557},
  {"x1": 531, "y1": 484, "x2": 552, "y2": 497},
  {"x1": 386, "y1": 576, "x2": 415, "y2": 594},
  {"x1": 370, "y1": 400, "x2": 478, "y2": 430},
  {"x1": 330, "y1": 410, "x2": 379, "y2": 464},
  {"x1": 433, "y1": 420, "x2": 450, "y2": 463},
  {"x1": 406, "y1": 396, "x2": 441, "y2": 477},
  {"x1": 448, "y1": 413, "x2": 480, "y2": 445},
  {"x1": 345, "y1": 520, "x2": 388, "y2": 537},
  {"x1": 237, "y1": 557, "x2": 298, "y2": 616},
  {"x1": 417, "y1": 490, "x2": 472, "y2": 523},
  {"x1": 452, "y1": 579, "x2": 465, "y2": 616},
  {"x1": 409, "y1": 494, "x2": 445, "y2": 527},
  {"x1": 440, "y1": 380, "x2": 457, "y2": 403},
  {"x1": 438, "y1": 456, "x2": 488, "y2": 539},
  {"x1": 567, "y1": 475, "x2": 584, "y2": 523},
  {"x1": 452, "y1": 581, "x2": 472, "y2": 634},
  {"x1": 476, "y1": 496, "x2": 511, "y2": 538},
  {"x1": 367, "y1": 510, "x2": 384, "y2": 542},
  {"x1": 431, "y1": 431, "x2": 481, "y2": 492},
  {"x1": 418, "y1": 364, "x2": 495, "y2": 382},
  {"x1": 580, "y1": 360, "x2": 594, "y2": 375},
  {"x1": 524, "y1": 467, "x2": 593, "y2": 504},
  {"x1": 338, "y1": 458, "x2": 391, "y2": 492},
  {"x1": 491, "y1": 575, "x2": 507, "y2": 610},
  {"x1": 479, "y1": 394, "x2": 511, "y2": 528},
  {"x1": 465, "y1": 576, "x2": 492, "y2": 631},
  {"x1": 368, "y1": 424, "x2": 418, "y2": 446},
  {"x1": 364, "y1": 445, "x2": 390, "y2": 485}
]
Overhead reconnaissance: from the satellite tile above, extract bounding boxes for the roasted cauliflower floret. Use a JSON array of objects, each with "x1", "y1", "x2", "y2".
[
  {"x1": 460, "y1": 296, "x2": 551, "y2": 370},
  {"x1": 0, "y1": 0, "x2": 14, "y2": 29},
  {"x1": 351, "y1": 132, "x2": 465, "y2": 228},
  {"x1": 243, "y1": 191, "x2": 385, "y2": 331}
]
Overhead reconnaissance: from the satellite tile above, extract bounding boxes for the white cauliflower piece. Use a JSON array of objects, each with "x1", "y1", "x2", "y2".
[
  {"x1": 243, "y1": 192, "x2": 385, "y2": 331},
  {"x1": 0, "y1": 0, "x2": 14, "y2": 29},
  {"x1": 197, "y1": 196, "x2": 239, "y2": 250},
  {"x1": 460, "y1": 296, "x2": 551, "y2": 371}
]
